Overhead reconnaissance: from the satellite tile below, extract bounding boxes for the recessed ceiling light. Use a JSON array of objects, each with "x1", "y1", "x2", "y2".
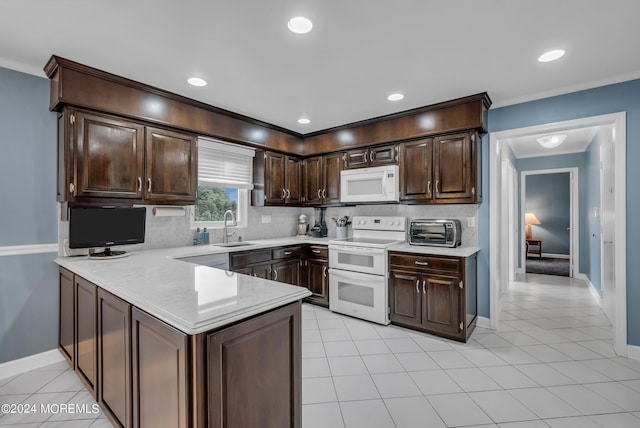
[
  {"x1": 187, "y1": 77, "x2": 207, "y2": 87},
  {"x1": 298, "y1": 118, "x2": 311, "y2": 124},
  {"x1": 387, "y1": 93, "x2": 404, "y2": 101},
  {"x1": 537, "y1": 134, "x2": 567, "y2": 148},
  {"x1": 288, "y1": 17, "x2": 313, "y2": 34},
  {"x1": 538, "y1": 49, "x2": 565, "y2": 62}
]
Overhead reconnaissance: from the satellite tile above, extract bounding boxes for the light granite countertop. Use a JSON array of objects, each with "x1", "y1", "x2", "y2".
[
  {"x1": 387, "y1": 243, "x2": 480, "y2": 258},
  {"x1": 55, "y1": 237, "x2": 329, "y2": 335}
]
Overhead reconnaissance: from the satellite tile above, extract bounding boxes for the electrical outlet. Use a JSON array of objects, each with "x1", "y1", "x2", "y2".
[
  {"x1": 467, "y1": 217, "x2": 476, "y2": 228},
  {"x1": 262, "y1": 214, "x2": 272, "y2": 224}
]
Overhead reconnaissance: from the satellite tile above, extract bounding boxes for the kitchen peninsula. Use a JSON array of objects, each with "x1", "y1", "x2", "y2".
[{"x1": 56, "y1": 242, "x2": 314, "y2": 428}]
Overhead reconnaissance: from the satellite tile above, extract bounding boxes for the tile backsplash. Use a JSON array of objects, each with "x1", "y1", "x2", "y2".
[{"x1": 58, "y1": 202, "x2": 478, "y2": 255}]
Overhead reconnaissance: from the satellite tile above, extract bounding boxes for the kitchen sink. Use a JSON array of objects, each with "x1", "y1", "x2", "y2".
[{"x1": 212, "y1": 242, "x2": 255, "y2": 247}]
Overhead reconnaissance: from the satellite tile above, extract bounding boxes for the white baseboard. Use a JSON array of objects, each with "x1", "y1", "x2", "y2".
[
  {"x1": 628, "y1": 345, "x2": 640, "y2": 361},
  {"x1": 476, "y1": 316, "x2": 491, "y2": 329},
  {"x1": 0, "y1": 349, "x2": 64, "y2": 380},
  {"x1": 575, "y1": 273, "x2": 602, "y2": 306},
  {"x1": 541, "y1": 253, "x2": 570, "y2": 259}
]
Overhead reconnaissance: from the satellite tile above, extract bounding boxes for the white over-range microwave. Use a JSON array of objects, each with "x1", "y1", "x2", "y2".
[{"x1": 340, "y1": 165, "x2": 399, "y2": 203}]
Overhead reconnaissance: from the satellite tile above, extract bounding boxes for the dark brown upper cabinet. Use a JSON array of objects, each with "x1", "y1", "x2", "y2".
[
  {"x1": 144, "y1": 127, "x2": 198, "y2": 202},
  {"x1": 303, "y1": 152, "x2": 343, "y2": 206},
  {"x1": 343, "y1": 144, "x2": 398, "y2": 169},
  {"x1": 59, "y1": 109, "x2": 197, "y2": 205},
  {"x1": 253, "y1": 151, "x2": 302, "y2": 206},
  {"x1": 400, "y1": 131, "x2": 480, "y2": 204}
]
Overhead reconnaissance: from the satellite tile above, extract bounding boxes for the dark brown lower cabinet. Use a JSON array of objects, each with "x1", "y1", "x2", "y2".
[
  {"x1": 305, "y1": 245, "x2": 329, "y2": 307},
  {"x1": 98, "y1": 289, "x2": 131, "y2": 428},
  {"x1": 59, "y1": 267, "x2": 75, "y2": 367},
  {"x1": 75, "y1": 276, "x2": 97, "y2": 398},
  {"x1": 60, "y1": 268, "x2": 303, "y2": 428},
  {"x1": 388, "y1": 252, "x2": 477, "y2": 342},
  {"x1": 132, "y1": 308, "x2": 188, "y2": 428},
  {"x1": 208, "y1": 301, "x2": 301, "y2": 428}
]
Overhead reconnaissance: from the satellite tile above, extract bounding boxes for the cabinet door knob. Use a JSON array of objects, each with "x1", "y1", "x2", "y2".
[{"x1": 69, "y1": 182, "x2": 75, "y2": 194}]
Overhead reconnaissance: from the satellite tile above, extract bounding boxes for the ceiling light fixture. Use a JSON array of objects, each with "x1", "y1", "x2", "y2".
[
  {"x1": 187, "y1": 77, "x2": 207, "y2": 87},
  {"x1": 387, "y1": 93, "x2": 404, "y2": 101},
  {"x1": 538, "y1": 49, "x2": 565, "y2": 62},
  {"x1": 537, "y1": 134, "x2": 567, "y2": 148},
  {"x1": 298, "y1": 118, "x2": 311, "y2": 124},
  {"x1": 288, "y1": 17, "x2": 313, "y2": 34}
]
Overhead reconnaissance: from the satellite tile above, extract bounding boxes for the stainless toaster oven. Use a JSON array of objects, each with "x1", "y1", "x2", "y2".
[{"x1": 409, "y1": 219, "x2": 461, "y2": 247}]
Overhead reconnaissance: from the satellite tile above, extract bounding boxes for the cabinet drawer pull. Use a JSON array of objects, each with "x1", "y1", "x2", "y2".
[
  {"x1": 414, "y1": 261, "x2": 429, "y2": 266},
  {"x1": 416, "y1": 279, "x2": 420, "y2": 294},
  {"x1": 370, "y1": 151, "x2": 376, "y2": 161},
  {"x1": 364, "y1": 152, "x2": 369, "y2": 163},
  {"x1": 253, "y1": 273, "x2": 258, "y2": 277},
  {"x1": 137, "y1": 177, "x2": 142, "y2": 192},
  {"x1": 273, "y1": 269, "x2": 278, "y2": 281},
  {"x1": 436, "y1": 180, "x2": 439, "y2": 193},
  {"x1": 422, "y1": 280, "x2": 426, "y2": 294},
  {"x1": 322, "y1": 189, "x2": 326, "y2": 198},
  {"x1": 69, "y1": 182, "x2": 75, "y2": 194},
  {"x1": 282, "y1": 188, "x2": 286, "y2": 199},
  {"x1": 312, "y1": 249, "x2": 321, "y2": 254},
  {"x1": 284, "y1": 251, "x2": 293, "y2": 255},
  {"x1": 147, "y1": 178, "x2": 152, "y2": 192},
  {"x1": 427, "y1": 181, "x2": 431, "y2": 194},
  {"x1": 286, "y1": 189, "x2": 291, "y2": 198},
  {"x1": 318, "y1": 189, "x2": 322, "y2": 199},
  {"x1": 322, "y1": 265, "x2": 327, "y2": 278}
]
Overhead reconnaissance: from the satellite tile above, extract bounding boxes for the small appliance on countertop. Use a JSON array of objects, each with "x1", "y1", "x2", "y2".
[
  {"x1": 309, "y1": 207, "x2": 328, "y2": 237},
  {"x1": 409, "y1": 219, "x2": 462, "y2": 247}
]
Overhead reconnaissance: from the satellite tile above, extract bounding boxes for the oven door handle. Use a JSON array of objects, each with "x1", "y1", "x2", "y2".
[
  {"x1": 328, "y1": 268, "x2": 379, "y2": 282},
  {"x1": 329, "y1": 245, "x2": 385, "y2": 254}
]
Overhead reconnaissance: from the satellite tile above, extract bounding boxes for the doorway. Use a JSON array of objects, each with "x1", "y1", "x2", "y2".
[
  {"x1": 489, "y1": 112, "x2": 627, "y2": 356},
  {"x1": 521, "y1": 169, "x2": 577, "y2": 278}
]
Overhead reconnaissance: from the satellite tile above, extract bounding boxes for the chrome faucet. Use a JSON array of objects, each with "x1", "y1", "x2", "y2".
[{"x1": 223, "y1": 210, "x2": 237, "y2": 244}]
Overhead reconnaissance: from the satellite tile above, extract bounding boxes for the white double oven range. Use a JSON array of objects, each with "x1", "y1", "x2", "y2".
[{"x1": 328, "y1": 216, "x2": 406, "y2": 325}]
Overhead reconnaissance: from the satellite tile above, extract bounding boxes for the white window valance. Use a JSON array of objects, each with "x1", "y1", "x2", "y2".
[{"x1": 197, "y1": 137, "x2": 255, "y2": 189}]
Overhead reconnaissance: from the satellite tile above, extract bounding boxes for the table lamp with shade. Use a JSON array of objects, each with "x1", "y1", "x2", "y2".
[{"x1": 525, "y1": 212, "x2": 541, "y2": 239}]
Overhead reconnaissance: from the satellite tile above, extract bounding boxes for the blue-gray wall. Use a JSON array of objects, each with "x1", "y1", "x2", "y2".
[
  {"x1": 485, "y1": 78, "x2": 640, "y2": 347},
  {"x1": 0, "y1": 67, "x2": 58, "y2": 364},
  {"x1": 515, "y1": 153, "x2": 588, "y2": 273},
  {"x1": 525, "y1": 173, "x2": 570, "y2": 255}
]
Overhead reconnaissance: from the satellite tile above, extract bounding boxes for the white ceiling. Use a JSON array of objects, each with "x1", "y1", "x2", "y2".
[
  {"x1": 1, "y1": 0, "x2": 639, "y2": 134},
  {"x1": 506, "y1": 126, "x2": 600, "y2": 159}
]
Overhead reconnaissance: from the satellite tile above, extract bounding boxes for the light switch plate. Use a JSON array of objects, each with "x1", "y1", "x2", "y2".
[
  {"x1": 262, "y1": 214, "x2": 272, "y2": 224},
  {"x1": 467, "y1": 217, "x2": 476, "y2": 228}
]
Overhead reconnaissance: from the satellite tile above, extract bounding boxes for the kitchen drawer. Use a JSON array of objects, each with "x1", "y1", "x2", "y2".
[
  {"x1": 389, "y1": 252, "x2": 461, "y2": 274},
  {"x1": 230, "y1": 249, "x2": 272, "y2": 268},
  {"x1": 272, "y1": 246, "x2": 302, "y2": 260},
  {"x1": 307, "y1": 245, "x2": 328, "y2": 259}
]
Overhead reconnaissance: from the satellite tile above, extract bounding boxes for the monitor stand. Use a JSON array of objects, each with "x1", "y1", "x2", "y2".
[{"x1": 88, "y1": 248, "x2": 129, "y2": 260}]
